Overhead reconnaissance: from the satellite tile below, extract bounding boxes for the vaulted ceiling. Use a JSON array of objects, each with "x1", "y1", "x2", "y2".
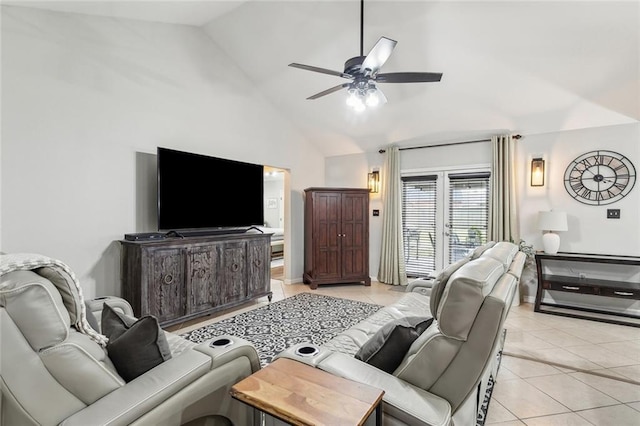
[{"x1": 4, "y1": 0, "x2": 638, "y2": 157}]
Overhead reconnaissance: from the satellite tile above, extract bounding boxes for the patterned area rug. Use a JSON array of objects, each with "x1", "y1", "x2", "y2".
[{"x1": 180, "y1": 292, "x2": 382, "y2": 367}]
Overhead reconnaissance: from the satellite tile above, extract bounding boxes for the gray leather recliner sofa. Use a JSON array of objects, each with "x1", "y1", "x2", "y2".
[
  {"x1": 277, "y1": 241, "x2": 526, "y2": 426},
  {"x1": 0, "y1": 254, "x2": 260, "y2": 426}
]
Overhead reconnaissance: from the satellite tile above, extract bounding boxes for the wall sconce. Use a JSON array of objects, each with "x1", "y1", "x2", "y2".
[
  {"x1": 531, "y1": 158, "x2": 545, "y2": 187},
  {"x1": 368, "y1": 170, "x2": 380, "y2": 193}
]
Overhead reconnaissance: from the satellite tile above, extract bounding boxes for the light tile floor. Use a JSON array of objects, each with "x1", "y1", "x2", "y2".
[{"x1": 170, "y1": 280, "x2": 640, "y2": 426}]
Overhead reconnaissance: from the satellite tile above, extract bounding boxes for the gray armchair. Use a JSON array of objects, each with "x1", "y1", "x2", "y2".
[{"x1": 0, "y1": 254, "x2": 259, "y2": 426}]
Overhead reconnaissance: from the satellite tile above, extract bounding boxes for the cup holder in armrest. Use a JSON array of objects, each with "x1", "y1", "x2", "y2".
[
  {"x1": 209, "y1": 337, "x2": 233, "y2": 348},
  {"x1": 294, "y1": 345, "x2": 320, "y2": 357}
]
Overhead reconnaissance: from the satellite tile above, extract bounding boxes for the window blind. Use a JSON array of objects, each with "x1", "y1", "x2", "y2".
[
  {"x1": 448, "y1": 173, "x2": 490, "y2": 263},
  {"x1": 401, "y1": 175, "x2": 437, "y2": 277}
]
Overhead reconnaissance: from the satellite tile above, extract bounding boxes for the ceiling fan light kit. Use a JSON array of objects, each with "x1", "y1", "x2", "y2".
[
  {"x1": 346, "y1": 81, "x2": 384, "y2": 111},
  {"x1": 289, "y1": 0, "x2": 442, "y2": 111}
]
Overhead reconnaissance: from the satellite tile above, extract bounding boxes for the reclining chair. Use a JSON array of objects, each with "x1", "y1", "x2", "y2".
[
  {"x1": 278, "y1": 242, "x2": 523, "y2": 425},
  {"x1": 0, "y1": 253, "x2": 260, "y2": 426}
]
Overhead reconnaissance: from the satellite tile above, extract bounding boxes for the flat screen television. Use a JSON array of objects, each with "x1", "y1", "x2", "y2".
[{"x1": 157, "y1": 147, "x2": 264, "y2": 233}]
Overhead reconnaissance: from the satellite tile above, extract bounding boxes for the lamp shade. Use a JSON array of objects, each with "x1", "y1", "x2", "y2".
[{"x1": 538, "y1": 211, "x2": 568, "y2": 232}]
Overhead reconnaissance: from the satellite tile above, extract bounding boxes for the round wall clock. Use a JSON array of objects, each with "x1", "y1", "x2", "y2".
[{"x1": 564, "y1": 150, "x2": 636, "y2": 205}]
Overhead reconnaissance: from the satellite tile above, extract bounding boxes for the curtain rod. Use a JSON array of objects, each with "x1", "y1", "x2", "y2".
[{"x1": 378, "y1": 134, "x2": 522, "y2": 154}]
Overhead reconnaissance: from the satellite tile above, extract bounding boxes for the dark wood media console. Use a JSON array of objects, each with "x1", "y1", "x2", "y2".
[
  {"x1": 120, "y1": 232, "x2": 272, "y2": 327},
  {"x1": 534, "y1": 252, "x2": 640, "y2": 327}
]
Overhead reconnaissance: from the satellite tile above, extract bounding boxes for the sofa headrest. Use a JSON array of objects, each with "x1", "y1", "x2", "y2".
[
  {"x1": 35, "y1": 266, "x2": 83, "y2": 324},
  {"x1": 429, "y1": 257, "x2": 471, "y2": 315},
  {"x1": 507, "y1": 251, "x2": 527, "y2": 282},
  {"x1": 0, "y1": 270, "x2": 70, "y2": 351},
  {"x1": 0, "y1": 253, "x2": 108, "y2": 347},
  {"x1": 490, "y1": 273, "x2": 517, "y2": 300},
  {"x1": 480, "y1": 242, "x2": 519, "y2": 271},
  {"x1": 468, "y1": 241, "x2": 496, "y2": 259},
  {"x1": 435, "y1": 257, "x2": 504, "y2": 340}
]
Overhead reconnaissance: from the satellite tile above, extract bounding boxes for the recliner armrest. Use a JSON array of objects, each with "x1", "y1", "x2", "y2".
[
  {"x1": 60, "y1": 349, "x2": 211, "y2": 426},
  {"x1": 277, "y1": 349, "x2": 451, "y2": 426},
  {"x1": 193, "y1": 335, "x2": 261, "y2": 373},
  {"x1": 406, "y1": 278, "x2": 436, "y2": 296},
  {"x1": 86, "y1": 296, "x2": 134, "y2": 318}
]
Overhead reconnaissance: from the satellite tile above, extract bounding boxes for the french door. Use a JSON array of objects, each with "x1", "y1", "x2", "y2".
[{"x1": 402, "y1": 169, "x2": 490, "y2": 277}]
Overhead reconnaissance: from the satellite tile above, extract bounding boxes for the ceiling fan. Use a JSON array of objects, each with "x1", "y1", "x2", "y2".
[{"x1": 289, "y1": 0, "x2": 443, "y2": 111}]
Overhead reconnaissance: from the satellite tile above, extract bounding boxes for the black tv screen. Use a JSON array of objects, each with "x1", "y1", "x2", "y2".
[{"x1": 157, "y1": 147, "x2": 264, "y2": 231}]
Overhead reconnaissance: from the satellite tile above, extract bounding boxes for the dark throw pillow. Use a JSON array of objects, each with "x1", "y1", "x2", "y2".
[
  {"x1": 101, "y1": 303, "x2": 172, "y2": 382},
  {"x1": 355, "y1": 316, "x2": 434, "y2": 374}
]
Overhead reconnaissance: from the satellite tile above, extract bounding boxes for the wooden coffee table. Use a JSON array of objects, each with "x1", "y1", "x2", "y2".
[{"x1": 230, "y1": 357, "x2": 384, "y2": 425}]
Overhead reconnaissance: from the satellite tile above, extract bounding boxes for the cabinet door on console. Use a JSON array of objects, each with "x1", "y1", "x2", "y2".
[
  {"x1": 148, "y1": 248, "x2": 186, "y2": 323},
  {"x1": 219, "y1": 241, "x2": 247, "y2": 305},
  {"x1": 187, "y1": 246, "x2": 218, "y2": 313},
  {"x1": 247, "y1": 238, "x2": 270, "y2": 297}
]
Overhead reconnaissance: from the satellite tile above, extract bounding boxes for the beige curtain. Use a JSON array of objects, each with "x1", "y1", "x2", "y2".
[
  {"x1": 489, "y1": 134, "x2": 519, "y2": 242},
  {"x1": 377, "y1": 146, "x2": 408, "y2": 286}
]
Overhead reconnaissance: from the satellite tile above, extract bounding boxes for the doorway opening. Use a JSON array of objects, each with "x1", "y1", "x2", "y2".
[{"x1": 263, "y1": 166, "x2": 286, "y2": 282}]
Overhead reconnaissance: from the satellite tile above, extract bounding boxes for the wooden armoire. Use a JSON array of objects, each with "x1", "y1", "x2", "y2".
[{"x1": 303, "y1": 188, "x2": 370, "y2": 289}]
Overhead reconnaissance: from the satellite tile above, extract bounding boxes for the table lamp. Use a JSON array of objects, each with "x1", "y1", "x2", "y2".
[{"x1": 538, "y1": 211, "x2": 568, "y2": 254}]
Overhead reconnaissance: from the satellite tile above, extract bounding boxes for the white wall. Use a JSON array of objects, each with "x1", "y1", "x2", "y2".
[
  {"x1": 517, "y1": 123, "x2": 640, "y2": 256},
  {"x1": 326, "y1": 124, "x2": 640, "y2": 302},
  {"x1": 1, "y1": 6, "x2": 324, "y2": 296}
]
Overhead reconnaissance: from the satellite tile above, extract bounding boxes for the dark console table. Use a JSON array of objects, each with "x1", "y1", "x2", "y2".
[
  {"x1": 534, "y1": 252, "x2": 640, "y2": 327},
  {"x1": 120, "y1": 232, "x2": 272, "y2": 328}
]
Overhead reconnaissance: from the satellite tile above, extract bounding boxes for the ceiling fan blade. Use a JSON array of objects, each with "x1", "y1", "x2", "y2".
[
  {"x1": 307, "y1": 83, "x2": 350, "y2": 100},
  {"x1": 289, "y1": 63, "x2": 352, "y2": 79},
  {"x1": 375, "y1": 72, "x2": 443, "y2": 83},
  {"x1": 376, "y1": 87, "x2": 388, "y2": 105},
  {"x1": 361, "y1": 37, "x2": 397, "y2": 74}
]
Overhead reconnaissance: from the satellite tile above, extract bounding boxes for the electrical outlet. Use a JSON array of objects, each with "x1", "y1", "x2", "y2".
[
  {"x1": 579, "y1": 273, "x2": 586, "y2": 279},
  {"x1": 372, "y1": 209, "x2": 380, "y2": 217},
  {"x1": 607, "y1": 209, "x2": 621, "y2": 219}
]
